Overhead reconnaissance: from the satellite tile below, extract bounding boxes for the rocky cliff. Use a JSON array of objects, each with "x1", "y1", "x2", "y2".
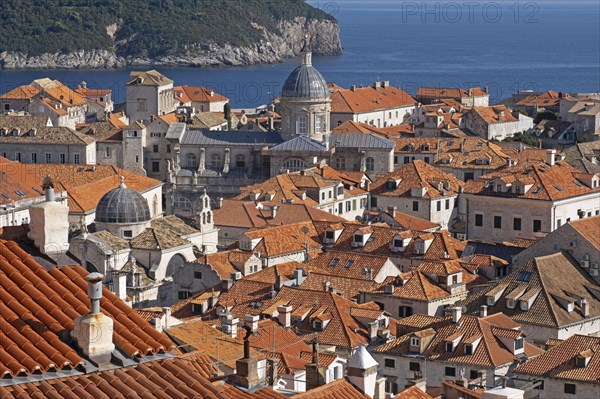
[{"x1": 0, "y1": 18, "x2": 342, "y2": 70}]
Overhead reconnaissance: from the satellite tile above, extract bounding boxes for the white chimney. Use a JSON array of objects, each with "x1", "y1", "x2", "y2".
[
  {"x1": 348, "y1": 345, "x2": 379, "y2": 398},
  {"x1": 245, "y1": 314, "x2": 259, "y2": 334},
  {"x1": 546, "y1": 149, "x2": 556, "y2": 166},
  {"x1": 271, "y1": 205, "x2": 279, "y2": 219},
  {"x1": 112, "y1": 271, "x2": 127, "y2": 300},
  {"x1": 294, "y1": 268, "x2": 306, "y2": 286},
  {"x1": 452, "y1": 306, "x2": 462, "y2": 323},
  {"x1": 28, "y1": 177, "x2": 70, "y2": 262},
  {"x1": 368, "y1": 321, "x2": 378, "y2": 341},
  {"x1": 581, "y1": 299, "x2": 590, "y2": 318},
  {"x1": 71, "y1": 273, "x2": 115, "y2": 367},
  {"x1": 278, "y1": 305, "x2": 292, "y2": 328},
  {"x1": 222, "y1": 314, "x2": 239, "y2": 338}
]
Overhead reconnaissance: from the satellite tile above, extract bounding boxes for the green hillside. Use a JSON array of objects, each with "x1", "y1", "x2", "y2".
[{"x1": 0, "y1": 0, "x2": 335, "y2": 58}]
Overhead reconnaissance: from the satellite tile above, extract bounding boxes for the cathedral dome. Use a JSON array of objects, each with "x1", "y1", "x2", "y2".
[
  {"x1": 282, "y1": 49, "x2": 329, "y2": 99},
  {"x1": 95, "y1": 177, "x2": 151, "y2": 224}
]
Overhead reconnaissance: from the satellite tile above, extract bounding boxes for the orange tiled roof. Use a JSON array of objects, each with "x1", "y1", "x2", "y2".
[
  {"x1": 515, "y1": 334, "x2": 600, "y2": 382},
  {"x1": 196, "y1": 249, "x2": 251, "y2": 279},
  {"x1": 240, "y1": 221, "x2": 322, "y2": 259},
  {"x1": 371, "y1": 160, "x2": 464, "y2": 199},
  {"x1": 370, "y1": 272, "x2": 451, "y2": 302},
  {"x1": 42, "y1": 84, "x2": 87, "y2": 107},
  {"x1": 214, "y1": 200, "x2": 344, "y2": 229},
  {"x1": 0, "y1": 357, "x2": 247, "y2": 399},
  {"x1": 435, "y1": 137, "x2": 511, "y2": 170},
  {"x1": 177, "y1": 85, "x2": 229, "y2": 103},
  {"x1": 466, "y1": 105, "x2": 517, "y2": 124},
  {"x1": 307, "y1": 250, "x2": 395, "y2": 281},
  {"x1": 74, "y1": 87, "x2": 112, "y2": 97},
  {"x1": 300, "y1": 271, "x2": 379, "y2": 300},
  {"x1": 463, "y1": 161, "x2": 599, "y2": 201},
  {"x1": 292, "y1": 378, "x2": 371, "y2": 398},
  {"x1": 330, "y1": 85, "x2": 416, "y2": 114},
  {"x1": 0, "y1": 84, "x2": 40, "y2": 100},
  {"x1": 417, "y1": 87, "x2": 487, "y2": 100},
  {"x1": 570, "y1": 216, "x2": 600, "y2": 251},
  {"x1": 395, "y1": 385, "x2": 436, "y2": 399},
  {"x1": 0, "y1": 240, "x2": 174, "y2": 378},
  {"x1": 0, "y1": 162, "x2": 161, "y2": 214},
  {"x1": 375, "y1": 313, "x2": 543, "y2": 368},
  {"x1": 516, "y1": 90, "x2": 572, "y2": 108},
  {"x1": 245, "y1": 261, "x2": 315, "y2": 285}
]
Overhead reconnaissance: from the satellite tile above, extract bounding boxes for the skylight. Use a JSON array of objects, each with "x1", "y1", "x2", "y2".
[
  {"x1": 516, "y1": 272, "x2": 533, "y2": 282},
  {"x1": 330, "y1": 258, "x2": 340, "y2": 267},
  {"x1": 532, "y1": 187, "x2": 542, "y2": 194},
  {"x1": 345, "y1": 260, "x2": 354, "y2": 269},
  {"x1": 552, "y1": 185, "x2": 564, "y2": 192}
]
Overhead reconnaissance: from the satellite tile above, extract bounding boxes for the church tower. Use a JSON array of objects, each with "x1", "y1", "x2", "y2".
[{"x1": 279, "y1": 36, "x2": 331, "y2": 142}]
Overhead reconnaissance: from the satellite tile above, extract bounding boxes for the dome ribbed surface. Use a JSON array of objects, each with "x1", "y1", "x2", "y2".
[
  {"x1": 96, "y1": 186, "x2": 151, "y2": 224},
  {"x1": 282, "y1": 65, "x2": 329, "y2": 99}
]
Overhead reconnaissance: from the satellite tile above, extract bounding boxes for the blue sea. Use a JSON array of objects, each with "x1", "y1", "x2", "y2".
[{"x1": 0, "y1": 0, "x2": 598, "y2": 107}]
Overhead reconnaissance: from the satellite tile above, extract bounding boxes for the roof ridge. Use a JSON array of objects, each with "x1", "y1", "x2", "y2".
[{"x1": 531, "y1": 257, "x2": 561, "y2": 327}]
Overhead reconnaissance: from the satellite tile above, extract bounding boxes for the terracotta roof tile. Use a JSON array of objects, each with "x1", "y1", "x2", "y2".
[
  {"x1": 307, "y1": 250, "x2": 395, "y2": 281},
  {"x1": 570, "y1": 216, "x2": 600, "y2": 251},
  {"x1": 330, "y1": 85, "x2": 416, "y2": 114},
  {"x1": 0, "y1": 84, "x2": 40, "y2": 100},
  {"x1": 515, "y1": 334, "x2": 600, "y2": 382},
  {"x1": 292, "y1": 378, "x2": 371, "y2": 399},
  {"x1": 416, "y1": 87, "x2": 487, "y2": 100},
  {"x1": 0, "y1": 239, "x2": 174, "y2": 379}
]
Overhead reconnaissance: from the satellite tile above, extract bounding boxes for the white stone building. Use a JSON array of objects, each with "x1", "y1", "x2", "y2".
[{"x1": 126, "y1": 70, "x2": 177, "y2": 123}]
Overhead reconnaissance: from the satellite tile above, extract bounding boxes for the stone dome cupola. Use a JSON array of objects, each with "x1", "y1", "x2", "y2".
[
  {"x1": 95, "y1": 176, "x2": 152, "y2": 239},
  {"x1": 280, "y1": 34, "x2": 331, "y2": 142}
]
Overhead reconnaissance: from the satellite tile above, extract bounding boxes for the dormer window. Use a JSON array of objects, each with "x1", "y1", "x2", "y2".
[
  {"x1": 354, "y1": 234, "x2": 363, "y2": 244},
  {"x1": 464, "y1": 344, "x2": 473, "y2": 355},
  {"x1": 325, "y1": 231, "x2": 335, "y2": 240},
  {"x1": 576, "y1": 352, "x2": 591, "y2": 368},
  {"x1": 410, "y1": 337, "x2": 420, "y2": 346},
  {"x1": 506, "y1": 299, "x2": 515, "y2": 309},
  {"x1": 445, "y1": 342, "x2": 454, "y2": 353},
  {"x1": 393, "y1": 238, "x2": 404, "y2": 248},
  {"x1": 515, "y1": 337, "x2": 524, "y2": 350}
]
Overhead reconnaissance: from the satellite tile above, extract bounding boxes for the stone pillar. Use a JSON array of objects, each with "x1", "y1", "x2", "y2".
[
  {"x1": 223, "y1": 148, "x2": 230, "y2": 174},
  {"x1": 198, "y1": 148, "x2": 206, "y2": 174},
  {"x1": 360, "y1": 151, "x2": 366, "y2": 172}
]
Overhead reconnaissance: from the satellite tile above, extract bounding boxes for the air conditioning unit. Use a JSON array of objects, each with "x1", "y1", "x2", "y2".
[
  {"x1": 581, "y1": 260, "x2": 590, "y2": 268},
  {"x1": 592, "y1": 263, "x2": 599, "y2": 269},
  {"x1": 590, "y1": 269, "x2": 599, "y2": 276}
]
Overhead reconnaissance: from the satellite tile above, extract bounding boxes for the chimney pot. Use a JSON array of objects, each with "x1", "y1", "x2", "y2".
[
  {"x1": 452, "y1": 306, "x2": 462, "y2": 323},
  {"x1": 480, "y1": 305, "x2": 488, "y2": 318}
]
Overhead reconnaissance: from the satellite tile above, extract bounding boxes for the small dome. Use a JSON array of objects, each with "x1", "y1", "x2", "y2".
[
  {"x1": 95, "y1": 177, "x2": 151, "y2": 224},
  {"x1": 282, "y1": 50, "x2": 329, "y2": 99}
]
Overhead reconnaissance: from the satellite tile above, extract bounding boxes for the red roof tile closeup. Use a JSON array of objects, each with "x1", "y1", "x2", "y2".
[
  {"x1": 292, "y1": 378, "x2": 371, "y2": 399},
  {"x1": 330, "y1": 85, "x2": 416, "y2": 114},
  {"x1": 0, "y1": 239, "x2": 174, "y2": 378}
]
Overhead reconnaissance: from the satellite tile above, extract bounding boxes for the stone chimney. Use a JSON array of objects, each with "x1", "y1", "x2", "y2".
[
  {"x1": 277, "y1": 305, "x2": 292, "y2": 328},
  {"x1": 407, "y1": 374, "x2": 428, "y2": 392},
  {"x1": 111, "y1": 270, "x2": 127, "y2": 300},
  {"x1": 480, "y1": 305, "x2": 488, "y2": 318},
  {"x1": 234, "y1": 325, "x2": 260, "y2": 389},
  {"x1": 452, "y1": 306, "x2": 462, "y2": 323},
  {"x1": 266, "y1": 357, "x2": 279, "y2": 386},
  {"x1": 221, "y1": 314, "x2": 239, "y2": 338},
  {"x1": 546, "y1": 149, "x2": 556, "y2": 166},
  {"x1": 28, "y1": 177, "x2": 70, "y2": 262},
  {"x1": 294, "y1": 268, "x2": 306, "y2": 286},
  {"x1": 373, "y1": 81, "x2": 382, "y2": 90},
  {"x1": 306, "y1": 341, "x2": 326, "y2": 390},
  {"x1": 245, "y1": 314, "x2": 259, "y2": 334},
  {"x1": 368, "y1": 320, "x2": 379, "y2": 342},
  {"x1": 271, "y1": 205, "x2": 279, "y2": 219},
  {"x1": 347, "y1": 344, "x2": 379, "y2": 398},
  {"x1": 581, "y1": 299, "x2": 590, "y2": 318},
  {"x1": 71, "y1": 273, "x2": 115, "y2": 367}
]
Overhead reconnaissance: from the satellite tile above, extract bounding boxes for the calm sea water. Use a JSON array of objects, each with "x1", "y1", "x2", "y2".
[{"x1": 0, "y1": 0, "x2": 598, "y2": 107}]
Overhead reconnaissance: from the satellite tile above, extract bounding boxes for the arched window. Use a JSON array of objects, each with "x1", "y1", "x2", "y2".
[
  {"x1": 366, "y1": 157, "x2": 375, "y2": 172},
  {"x1": 335, "y1": 157, "x2": 346, "y2": 170},
  {"x1": 337, "y1": 120, "x2": 343, "y2": 126},
  {"x1": 235, "y1": 154, "x2": 246, "y2": 168},
  {"x1": 207, "y1": 212, "x2": 211, "y2": 224},
  {"x1": 282, "y1": 158, "x2": 307, "y2": 172},
  {"x1": 186, "y1": 153, "x2": 197, "y2": 168},
  {"x1": 174, "y1": 197, "x2": 193, "y2": 212},
  {"x1": 211, "y1": 154, "x2": 222, "y2": 168}
]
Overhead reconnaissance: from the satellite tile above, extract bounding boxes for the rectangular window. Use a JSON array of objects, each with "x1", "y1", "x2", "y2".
[
  {"x1": 437, "y1": 201, "x2": 441, "y2": 212},
  {"x1": 533, "y1": 219, "x2": 542, "y2": 232},
  {"x1": 45, "y1": 153, "x2": 52, "y2": 163},
  {"x1": 412, "y1": 201, "x2": 419, "y2": 212},
  {"x1": 445, "y1": 199, "x2": 450, "y2": 210},
  {"x1": 515, "y1": 337, "x2": 524, "y2": 350},
  {"x1": 73, "y1": 153, "x2": 80, "y2": 164},
  {"x1": 513, "y1": 218, "x2": 522, "y2": 231},
  {"x1": 178, "y1": 291, "x2": 191, "y2": 300},
  {"x1": 404, "y1": 156, "x2": 410, "y2": 164},
  {"x1": 194, "y1": 271, "x2": 202, "y2": 279},
  {"x1": 384, "y1": 358, "x2": 395, "y2": 368},
  {"x1": 445, "y1": 367, "x2": 456, "y2": 377},
  {"x1": 465, "y1": 345, "x2": 473, "y2": 355},
  {"x1": 475, "y1": 214, "x2": 483, "y2": 227},
  {"x1": 123, "y1": 230, "x2": 133, "y2": 238},
  {"x1": 298, "y1": 116, "x2": 307, "y2": 134},
  {"x1": 31, "y1": 153, "x2": 37, "y2": 163},
  {"x1": 325, "y1": 231, "x2": 334, "y2": 240},
  {"x1": 59, "y1": 153, "x2": 66, "y2": 164},
  {"x1": 470, "y1": 370, "x2": 479, "y2": 380},
  {"x1": 557, "y1": 219, "x2": 562, "y2": 228},
  {"x1": 152, "y1": 162, "x2": 160, "y2": 173},
  {"x1": 15, "y1": 152, "x2": 21, "y2": 162},
  {"x1": 105, "y1": 147, "x2": 112, "y2": 157},
  {"x1": 315, "y1": 116, "x2": 322, "y2": 133},
  {"x1": 153, "y1": 145, "x2": 159, "y2": 153},
  {"x1": 167, "y1": 144, "x2": 171, "y2": 153},
  {"x1": 564, "y1": 384, "x2": 576, "y2": 395},
  {"x1": 346, "y1": 201, "x2": 352, "y2": 212},
  {"x1": 409, "y1": 362, "x2": 420, "y2": 371},
  {"x1": 424, "y1": 156, "x2": 430, "y2": 163},
  {"x1": 494, "y1": 216, "x2": 502, "y2": 229}
]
